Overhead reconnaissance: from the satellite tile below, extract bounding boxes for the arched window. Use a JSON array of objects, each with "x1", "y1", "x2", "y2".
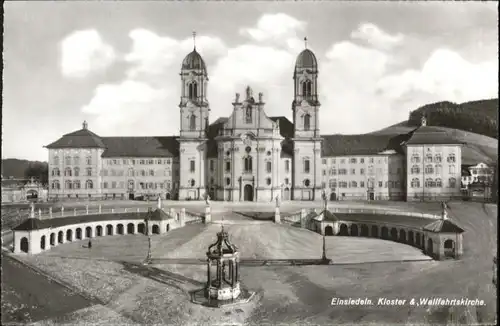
[
  {"x1": 53, "y1": 156, "x2": 60, "y2": 165},
  {"x1": 435, "y1": 164, "x2": 442, "y2": 175},
  {"x1": 411, "y1": 154, "x2": 420, "y2": 163},
  {"x1": 73, "y1": 156, "x2": 80, "y2": 165},
  {"x1": 190, "y1": 179, "x2": 195, "y2": 187},
  {"x1": 65, "y1": 180, "x2": 72, "y2": 189},
  {"x1": 65, "y1": 168, "x2": 72, "y2": 177},
  {"x1": 351, "y1": 181, "x2": 357, "y2": 188},
  {"x1": 245, "y1": 106, "x2": 252, "y2": 124},
  {"x1": 434, "y1": 154, "x2": 442, "y2": 163},
  {"x1": 244, "y1": 156, "x2": 253, "y2": 172},
  {"x1": 425, "y1": 178, "x2": 434, "y2": 188},
  {"x1": 86, "y1": 180, "x2": 93, "y2": 189},
  {"x1": 73, "y1": 180, "x2": 80, "y2": 189},
  {"x1": 302, "y1": 80, "x2": 312, "y2": 97},
  {"x1": 411, "y1": 165, "x2": 420, "y2": 174},
  {"x1": 425, "y1": 153, "x2": 433, "y2": 163},
  {"x1": 435, "y1": 178, "x2": 442, "y2": 187},
  {"x1": 449, "y1": 165, "x2": 456, "y2": 174},
  {"x1": 65, "y1": 156, "x2": 71, "y2": 165},
  {"x1": 329, "y1": 179, "x2": 337, "y2": 188},
  {"x1": 86, "y1": 156, "x2": 92, "y2": 165},
  {"x1": 266, "y1": 161, "x2": 272, "y2": 173},
  {"x1": 73, "y1": 167, "x2": 80, "y2": 176},
  {"x1": 188, "y1": 82, "x2": 198, "y2": 99},
  {"x1": 52, "y1": 168, "x2": 60, "y2": 177},
  {"x1": 51, "y1": 180, "x2": 60, "y2": 189},
  {"x1": 411, "y1": 178, "x2": 420, "y2": 188},
  {"x1": 447, "y1": 153, "x2": 456, "y2": 163},
  {"x1": 339, "y1": 181, "x2": 348, "y2": 188},
  {"x1": 86, "y1": 168, "x2": 92, "y2": 176},
  {"x1": 425, "y1": 165, "x2": 434, "y2": 174},
  {"x1": 189, "y1": 115, "x2": 196, "y2": 131},
  {"x1": 448, "y1": 177, "x2": 456, "y2": 188},
  {"x1": 266, "y1": 178, "x2": 271, "y2": 186},
  {"x1": 304, "y1": 114, "x2": 311, "y2": 131}
]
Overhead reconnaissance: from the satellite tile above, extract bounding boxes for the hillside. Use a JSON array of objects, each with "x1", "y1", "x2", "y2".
[
  {"x1": 372, "y1": 99, "x2": 498, "y2": 165},
  {"x1": 1, "y1": 158, "x2": 48, "y2": 183},
  {"x1": 407, "y1": 99, "x2": 498, "y2": 139}
]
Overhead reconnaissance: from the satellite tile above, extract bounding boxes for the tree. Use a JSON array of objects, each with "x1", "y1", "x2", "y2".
[{"x1": 24, "y1": 162, "x2": 48, "y2": 185}]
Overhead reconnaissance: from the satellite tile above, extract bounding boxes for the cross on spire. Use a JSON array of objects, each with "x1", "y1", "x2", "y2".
[
  {"x1": 193, "y1": 31, "x2": 197, "y2": 50},
  {"x1": 304, "y1": 37, "x2": 308, "y2": 49}
]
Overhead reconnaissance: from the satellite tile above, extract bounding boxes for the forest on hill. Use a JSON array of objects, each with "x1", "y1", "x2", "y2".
[
  {"x1": 407, "y1": 99, "x2": 498, "y2": 139},
  {"x1": 1, "y1": 158, "x2": 48, "y2": 184}
]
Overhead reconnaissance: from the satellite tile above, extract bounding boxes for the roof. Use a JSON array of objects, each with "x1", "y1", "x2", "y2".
[
  {"x1": 406, "y1": 126, "x2": 463, "y2": 145},
  {"x1": 101, "y1": 137, "x2": 179, "y2": 158},
  {"x1": 147, "y1": 208, "x2": 172, "y2": 221},
  {"x1": 321, "y1": 134, "x2": 405, "y2": 156},
  {"x1": 333, "y1": 213, "x2": 436, "y2": 228},
  {"x1": 269, "y1": 116, "x2": 294, "y2": 138},
  {"x1": 313, "y1": 209, "x2": 340, "y2": 222},
  {"x1": 181, "y1": 49, "x2": 207, "y2": 73},
  {"x1": 45, "y1": 128, "x2": 106, "y2": 149},
  {"x1": 12, "y1": 212, "x2": 151, "y2": 231},
  {"x1": 13, "y1": 218, "x2": 44, "y2": 231},
  {"x1": 295, "y1": 49, "x2": 318, "y2": 69},
  {"x1": 423, "y1": 219, "x2": 465, "y2": 233}
]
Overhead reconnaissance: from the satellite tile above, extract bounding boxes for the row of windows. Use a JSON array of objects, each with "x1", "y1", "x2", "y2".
[
  {"x1": 410, "y1": 165, "x2": 456, "y2": 175},
  {"x1": 53, "y1": 180, "x2": 174, "y2": 190},
  {"x1": 322, "y1": 167, "x2": 401, "y2": 176},
  {"x1": 53, "y1": 168, "x2": 92, "y2": 177},
  {"x1": 51, "y1": 180, "x2": 93, "y2": 189},
  {"x1": 321, "y1": 157, "x2": 387, "y2": 165},
  {"x1": 410, "y1": 178, "x2": 456, "y2": 188},
  {"x1": 53, "y1": 156, "x2": 92, "y2": 166},
  {"x1": 106, "y1": 159, "x2": 171, "y2": 166},
  {"x1": 410, "y1": 153, "x2": 455, "y2": 163},
  {"x1": 327, "y1": 180, "x2": 401, "y2": 189},
  {"x1": 53, "y1": 156, "x2": 173, "y2": 166},
  {"x1": 206, "y1": 177, "x2": 292, "y2": 186}
]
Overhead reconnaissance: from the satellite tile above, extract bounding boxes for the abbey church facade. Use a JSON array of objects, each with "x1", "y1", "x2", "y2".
[{"x1": 46, "y1": 44, "x2": 463, "y2": 202}]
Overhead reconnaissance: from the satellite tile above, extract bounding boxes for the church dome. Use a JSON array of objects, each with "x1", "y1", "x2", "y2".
[
  {"x1": 295, "y1": 49, "x2": 317, "y2": 69},
  {"x1": 181, "y1": 49, "x2": 207, "y2": 73}
]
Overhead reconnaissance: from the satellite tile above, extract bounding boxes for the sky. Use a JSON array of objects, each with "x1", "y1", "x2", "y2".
[{"x1": 2, "y1": 1, "x2": 498, "y2": 161}]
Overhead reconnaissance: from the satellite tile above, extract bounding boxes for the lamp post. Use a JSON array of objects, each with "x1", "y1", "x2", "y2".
[
  {"x1": 322, "y1": 234, "x2": 327, "y2": 261},
  {"x1": 143, "y1": 207, "x2": 152, "y2": 265}
]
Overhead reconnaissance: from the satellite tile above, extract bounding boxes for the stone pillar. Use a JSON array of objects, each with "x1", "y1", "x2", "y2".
[
  {"x1": 300, "y1": 209, "x2": 307, "y2": 228},
  {"x1": 180, "y1": 208, "x2": 186, "y2": 227},
  {"x1": 86, "y1": 205, "x2": 89, "y2": 215},
  {"x1": 61, "y1": 206, "x2": 64, "y2": 217},
  {"x1": 205, "y1": 205, "x2": 211, "y2": 224},
  {"x1": 98, "y1": 205, "x2": 102, "y2": 214},
  {"x1": 49, "y1": 207, "x2": 53, "y2": 218},
  {"x1": 274, "y1": 207, "x2": 281, "y2": 224}
]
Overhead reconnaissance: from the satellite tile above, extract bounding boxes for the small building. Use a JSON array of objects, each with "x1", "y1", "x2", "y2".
[
  {"x1": 1, "y1": 177, "x2": 48, "y2": 203},
  {"x1": 205, "y1": 225, "x2": 241, "y2": 305}
]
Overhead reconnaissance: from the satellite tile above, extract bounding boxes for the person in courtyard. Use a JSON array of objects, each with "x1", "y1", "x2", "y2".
[{"x1": 88, "y1": 239, "x2": 92, "y2": 249}]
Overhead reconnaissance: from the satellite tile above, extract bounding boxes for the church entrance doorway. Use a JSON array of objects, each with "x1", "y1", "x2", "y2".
[
  {"x1": 330, "y1": 192, "x2": 336, "y2": 201},
  {"x1": 284, "y1": 188, "x2": 290, "y2": 200},
  {"x1": 244, "y1": 184, "x2": 254, "y2": 201},
  {"x1": 368, "y1": 191, "x2": 374, "y2": 201}
]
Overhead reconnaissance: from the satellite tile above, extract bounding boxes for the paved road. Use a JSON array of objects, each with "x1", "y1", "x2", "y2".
[{"x1": 1, "y1": 252, "x2": 96, "y2": 324}]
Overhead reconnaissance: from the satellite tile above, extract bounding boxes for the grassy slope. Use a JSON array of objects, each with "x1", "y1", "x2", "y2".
[{"x1": 371, "y1": 124, "x2": 498, "y2": 165}]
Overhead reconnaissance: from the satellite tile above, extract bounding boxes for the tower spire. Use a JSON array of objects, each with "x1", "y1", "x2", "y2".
[
  {"x1": 304, "y1": 37, "x2": 308, "y2": 49},
  {"x1": 193, "y1": 31, "x2": 197, "y2": 50}
]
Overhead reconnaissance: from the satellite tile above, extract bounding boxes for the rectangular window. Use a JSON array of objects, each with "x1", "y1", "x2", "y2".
[
  {"x1": 360, "y1": 168, "x2": 365, "y2": 175},
  {"x1": 112, "y1": 182, "x2": 116, "y2": 189},
  {"x1": 304, "y1": 160, "x2": 310, "y2": 173},
  {"x1": 360, "y1": 181, "x2": 365, "y2": 187},
  {"x1": 210, "y1": 160, "x2": 214, "y2": 172},
  {"x1": 225, "y1": 161, "x2": 231, "y2": 172},
  {"x1": 350, "y1": 158, "x2": 357, "y2": 164},
  {"x1": 285, "y1": 160, "x2": 290, "y2": 173},
  {"x1": 190, "y1": 160, "x2": 195, "y2": 173},
  {"x1": 266, "y1": 161, "x2": 272, "y2": 173},
  {"x1": 350, "y1": 169, "x2": 355, "y2": 175},
  {"x1": 378, "y1": 181, "x2": 383, "y2": 187},
  {"x1": 369, "y1": 158, "x2": 374, "y2": 163},
  {"x1": 360, "y1": 158, "x2": 364, "y2": 163}
]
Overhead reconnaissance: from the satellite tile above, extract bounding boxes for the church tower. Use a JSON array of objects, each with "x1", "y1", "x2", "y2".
[
  {"x1": 178, "y1": 32, "x2": 210, "y2": 200},
  {"x1": 291, "y1": 38, "x2": 323, "y2": 201}
]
